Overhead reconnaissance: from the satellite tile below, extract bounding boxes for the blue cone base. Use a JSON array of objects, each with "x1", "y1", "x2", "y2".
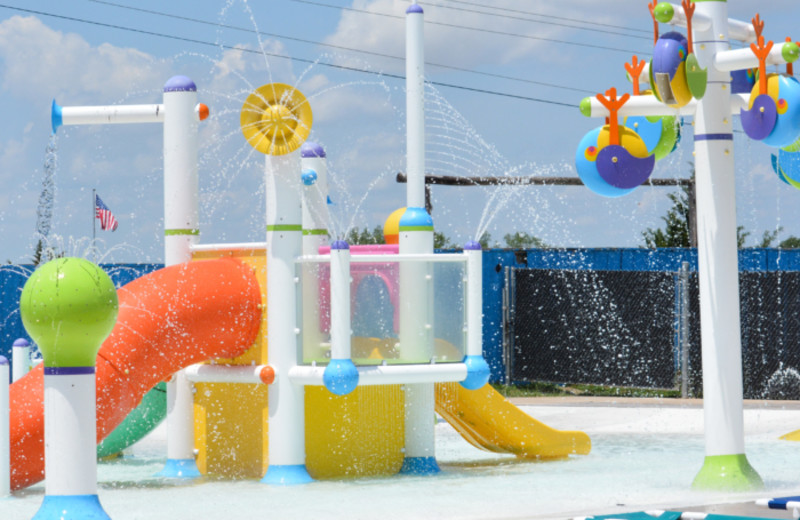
[
  {"x1": 155, "y1": 458, "x2": 201, "y2": 479},
  {"x1": 400, "y1": 456, "x2": 440, "y2": 475},
  {"x1": 261, "y1": 465, "x2": 313, "y2": 485},
  {"x1": 33, "y1": 494, "x2": 111, "y2": 520}
]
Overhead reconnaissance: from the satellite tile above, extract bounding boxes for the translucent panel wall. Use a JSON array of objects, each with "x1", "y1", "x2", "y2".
[{"x1": 299, "y1": 255, "x2": 466, "y2": 366}]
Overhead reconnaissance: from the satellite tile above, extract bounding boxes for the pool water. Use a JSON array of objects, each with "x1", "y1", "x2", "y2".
[{"x1": 4, "y1": 402, "x2": 800, "y2": 520}]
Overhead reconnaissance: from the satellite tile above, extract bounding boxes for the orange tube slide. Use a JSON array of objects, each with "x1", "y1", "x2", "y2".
[{"x1": 9, "y1": 258, "x2": 263, "y2": 490}]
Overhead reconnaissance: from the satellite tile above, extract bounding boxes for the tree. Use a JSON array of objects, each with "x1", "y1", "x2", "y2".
[
  {"x1": 434, "y1": 231, "x2": 456, "y2": 249},
  {"x1": 503, "y1": 231, "x2": 547, "y2": 249},
  {"x1": 345, "y1": 225, "x2": 385, "y2": 245},
  {"x1": 779, "y1": 236, "x2": 800, "y2": 249},
  {"x1": 642, "y1": 187, "x2": 692, "y2": 248}
]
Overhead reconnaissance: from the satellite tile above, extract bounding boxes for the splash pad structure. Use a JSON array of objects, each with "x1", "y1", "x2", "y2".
[
  {"x1": 3, "y1": 2, "x2": 592, "y2": 515},
  {"x1": 576, "y1": 0, "x2": 800, "y2": 492}
]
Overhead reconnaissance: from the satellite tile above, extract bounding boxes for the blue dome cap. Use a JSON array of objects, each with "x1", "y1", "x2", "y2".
[
  {"x1": 301, "y1": 141, "x2": 326, "y2": 158},
  {"x1": 399, "y1": 207, "x2": 433, "y2": 228},
  {"x1": 464, "y1": 240, "x2": 481, "y2": 251},
  {"x1": 163, "y1": 75, "x2": 197, "y2": 92},
  {"x1": 406, "y1": 3, "x2": 423, "y2": 14},
  {"x1": 0, "y1": 355, "x2": 7, "y2": 366},
  {"x1": 331, "y1": 240, "x2": 349, "y2": 250},
  {"x1": 13, "y1": 338, "x2": 30, "y2": 347}
]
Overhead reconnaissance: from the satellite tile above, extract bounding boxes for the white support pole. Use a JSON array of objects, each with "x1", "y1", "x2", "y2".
[
  {"x1": 461, "y1": 242, "x2": 490, "y2": 390},
  {"x1": 406, "y1": 2, "x2": 426, "y2": 210},
  {"x1": 301, "y1": 143, "x2": 329, "y2": 362},
  {"x1": 159, "y1": 75, "x2": 202, "y2": 479},
  {"x1": 11, "y1": 338, "x2": 31, "y2": 383},
  {"x1": 329, "y1": 244, "x2": 352, "y2": 362},
  {"x1": 400, "y1": 1, "x2": 438, "y2": 476},
  {"x1": 43, "y1": 374, "x2": 99, "y2": 497},
  {"x1": 465, "y1": 245, "x2": 483, "y2": 359},
  {"x1": 0, "y1": 356, "x2": 8, "y2": 498},
  {"x1": 262, "y1": 152, "x2": 312, "y2": 485},
  {"x1": 321, "y1": 241, "x2": 359, "y2": 396},
  {"x1": 688, "y1": 1, "x2": 762, "y2": 491}
]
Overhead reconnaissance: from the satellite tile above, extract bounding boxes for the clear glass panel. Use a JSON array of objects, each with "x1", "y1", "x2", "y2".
[{"x1": 298, "y1": 255, "x2": 466, "y2": 366}]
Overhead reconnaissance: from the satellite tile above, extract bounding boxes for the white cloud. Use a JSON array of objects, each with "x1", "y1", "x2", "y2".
[
  {"x1": 300, "y1": 73, "x2": 394, "y2": 124},
  {"x1": 321, "y1": 0, "x2": 641, "y2": 74},
  {"x1": 0, "y1": 16, "x2": 167, "y2": 103}
]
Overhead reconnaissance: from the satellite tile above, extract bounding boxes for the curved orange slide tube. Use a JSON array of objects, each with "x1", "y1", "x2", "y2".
[{"x1": 9, "y1": 258, "x2": 263, "y2": 490}]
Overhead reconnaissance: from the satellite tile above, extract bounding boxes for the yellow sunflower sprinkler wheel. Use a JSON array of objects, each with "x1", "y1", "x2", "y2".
[{"x1": 240, "y1": 83, "x2": 313, "y2": 156}]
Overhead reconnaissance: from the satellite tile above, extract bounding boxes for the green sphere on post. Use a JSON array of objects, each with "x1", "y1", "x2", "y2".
[
  {"x1": 653, "y1": 2, "x2": 674, "y2": 24},
  {"x1": 20, "y1": 257, "x2": 119, "y2": 368}
]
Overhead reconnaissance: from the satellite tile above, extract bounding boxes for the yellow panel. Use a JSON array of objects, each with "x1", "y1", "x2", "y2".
[
  {"x1": 194, "y1": 382, "x2": 269, "y2": 478},
  {"x1": 191, "y1": 247, "x2": 269, "y2": 476},
  {"x1": 305, "y1": 385, "x2": 405, "y2": 478}
]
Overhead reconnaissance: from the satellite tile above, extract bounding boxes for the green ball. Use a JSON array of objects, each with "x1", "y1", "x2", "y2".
[
  {"x1": 20, "y1": 257, "x2": 119, "y2": 368},
  {"x1": 654, "y1": 2, "x2": 674, "y2": 24}
]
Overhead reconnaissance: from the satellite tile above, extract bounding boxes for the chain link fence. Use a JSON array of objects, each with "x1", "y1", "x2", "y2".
[{"x1": 504, "y1": 267, "x2": 800, "y2": 398}]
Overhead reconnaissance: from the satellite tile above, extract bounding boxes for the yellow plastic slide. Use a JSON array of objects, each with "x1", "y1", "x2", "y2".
[{"x1": 435, "y1": 382, "x2": 591, "y2": 459}]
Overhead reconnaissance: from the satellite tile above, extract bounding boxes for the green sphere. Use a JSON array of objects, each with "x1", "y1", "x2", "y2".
[
  {"x1": 579, "y1": 97, "x2": 592, "y2": 117},
  {"x1": 782, "y1": 41, "x2": 800, "y2": 64},
  {"x1": 654, "y1": 2, "x2": 674, "y2": 24},
  {"x1": 20, "y1": 257, "x2": 118, "y2": 368}
]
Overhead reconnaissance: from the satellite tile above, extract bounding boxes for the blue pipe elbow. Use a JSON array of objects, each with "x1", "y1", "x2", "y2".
[{"x1": 461, "y1": 355, "x2": 490, "y2": 390}]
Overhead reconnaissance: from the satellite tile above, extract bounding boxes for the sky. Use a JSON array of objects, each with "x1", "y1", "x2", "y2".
[{"x1": 0, "y1": 0, "x2": 798, "y2": 263}]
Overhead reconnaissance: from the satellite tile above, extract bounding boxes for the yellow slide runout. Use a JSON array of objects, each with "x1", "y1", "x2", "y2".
[
  {"x1": 435, "y1": 382, "x2": 591, "y2": 459},
  {"x1": 780, "y1": 429, "x2": 800, "y2": 441}
]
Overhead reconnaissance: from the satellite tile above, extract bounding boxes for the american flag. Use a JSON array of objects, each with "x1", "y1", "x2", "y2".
[{"x1": 95, "y1": 194, "x2": 119, "y2": 232}]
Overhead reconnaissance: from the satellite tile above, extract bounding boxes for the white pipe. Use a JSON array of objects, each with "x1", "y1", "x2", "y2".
[
  {"x1": 298, "y1": 253, "x2": 466, "y2": 264},
  {"x1": 465, "y1": 247, "x2": 482, "y2": 358},
  {"x1": 584, "y1": 94, "x2": 750, "y2": 120},
  {"x1": 191, "y1": 242, "x2": 267, "y2": 252},
  {"x1": 59, "y1": 104, "x2": 164, "y2": 126},
  {"x1": 0, "y1": 357, "x2": 9, "y2": 497},
  {"x1": 12, "y1": 339, "x2": 31, "y2": 382},
  {"x1": 329, "y1": 244, "x2": 351, "y2": 361},
  {"x1": 714, "y1": 43, "x2": 797, "y2": 72},
  {"x1": 289, "y1": 363, "x2": 467, "y2": 386},
  {"x1": 583, "y1": 95, "x2": 697, "y2": 118},
  {"x1": 728, "y1": 19, "x2": 757, "y2": 44},
  {"x1": 184, "y1": 364, "x2": 275, "y2": 385},
  {"x1": 406, "y1": 3, "x2": 426, "y2": 209}
]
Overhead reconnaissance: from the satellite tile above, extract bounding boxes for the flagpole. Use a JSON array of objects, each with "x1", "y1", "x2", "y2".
[{"x1": 92, "y1": 188, "x2": 96, "y2": 263}]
